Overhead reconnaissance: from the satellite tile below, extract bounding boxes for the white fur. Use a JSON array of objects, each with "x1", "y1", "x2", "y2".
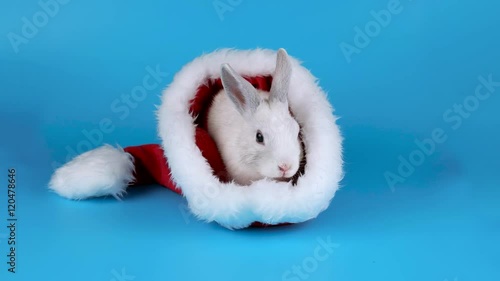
[
  {"x1": 207, "y1": 88, "x2": 302, "y2": 185},
  {"x1": 157, "y1": 48, "x2": 344, "y2": 229},
  {"x1": 48, "y1": 145, "x2": 134, "y2": 200},
  {"x1": 207, "y1": 54, "x2": 302, "y2": 186}
]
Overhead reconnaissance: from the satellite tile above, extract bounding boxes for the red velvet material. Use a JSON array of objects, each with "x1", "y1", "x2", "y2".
[
  {"x1": 123, "y1": 75, "x2": 290, "y2": 228},
  {"x1": 123, "y1": 127, "x2": 229, "y2": 192},
  {"x1": 123, "y1": 144, "x2": 180, "y2": 194}
]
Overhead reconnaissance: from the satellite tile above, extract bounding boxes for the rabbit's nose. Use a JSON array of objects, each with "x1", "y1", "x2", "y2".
[{"x1": 278, "y1": 164, "x2": 291, "y2": 172}]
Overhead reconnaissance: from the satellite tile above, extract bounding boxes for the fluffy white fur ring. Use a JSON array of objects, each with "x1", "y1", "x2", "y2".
[{"x1": 49, "y1": 48, "x2": 344, "y2": 229}]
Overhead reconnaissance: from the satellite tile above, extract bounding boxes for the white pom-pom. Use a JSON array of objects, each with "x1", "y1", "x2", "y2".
[{"x1": 48, "y1": 144, "x2": 135, "y2": 200}]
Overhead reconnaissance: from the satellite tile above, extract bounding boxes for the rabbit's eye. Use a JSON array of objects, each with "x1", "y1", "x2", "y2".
[{"x1": 256, "y1": 131, "x2": 264, "y2": 144}]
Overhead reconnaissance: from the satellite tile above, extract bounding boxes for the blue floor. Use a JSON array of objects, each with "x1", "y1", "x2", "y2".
[{"x1": 1, "y1": 1, "x2": 499, "y2": 280}]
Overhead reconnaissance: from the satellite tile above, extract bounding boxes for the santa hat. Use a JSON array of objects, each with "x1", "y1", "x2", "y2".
[{"x1": 48, "y1": 48, "x2": 344, "y2": 229}]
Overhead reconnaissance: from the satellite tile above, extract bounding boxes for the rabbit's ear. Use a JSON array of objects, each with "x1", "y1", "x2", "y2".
[
  {"x1": 270, "y1": 48, "x2": 292, "y2": 103},
  {"x1": 221, "y1": 63, "x2": 260, "y2": 115}
]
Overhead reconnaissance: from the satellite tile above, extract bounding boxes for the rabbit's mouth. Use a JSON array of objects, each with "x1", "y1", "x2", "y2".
[{"x1": 274, "y1": 176, "x2": 292, "y2": 182}]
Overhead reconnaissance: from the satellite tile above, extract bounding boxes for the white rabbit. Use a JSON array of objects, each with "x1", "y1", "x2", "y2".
[{"x1": 207, "y1": 49, "x2": 303, "y2": 185}]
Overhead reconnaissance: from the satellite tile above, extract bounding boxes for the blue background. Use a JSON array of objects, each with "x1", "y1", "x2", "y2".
[{"x1": 1, "y1": 0, "x2": 499, "y2": 280}]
